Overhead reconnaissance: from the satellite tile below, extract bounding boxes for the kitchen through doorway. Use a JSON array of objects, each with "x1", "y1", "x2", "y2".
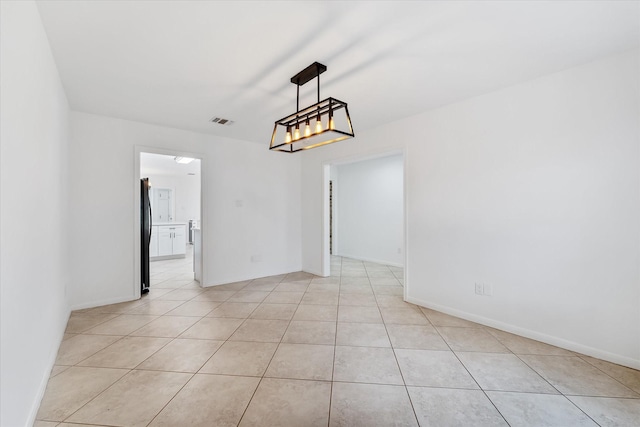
[{"x1": 140, "y1": 151, "x2": 203, "y2": 295}]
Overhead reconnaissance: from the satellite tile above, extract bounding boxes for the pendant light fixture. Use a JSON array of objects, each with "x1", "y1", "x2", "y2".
[{"x1": 270, "y1": 62, "x2": 354, "y2": 153}]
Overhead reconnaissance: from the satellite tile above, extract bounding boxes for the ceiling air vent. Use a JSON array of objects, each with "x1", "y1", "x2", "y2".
[{"x1": 210, "y1": 117, "x2": 234, "y2": 126}]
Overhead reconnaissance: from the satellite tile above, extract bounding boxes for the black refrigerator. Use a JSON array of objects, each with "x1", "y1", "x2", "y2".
[{"x1": 140, "y1": 178, "x2": 152, "y2": 294}]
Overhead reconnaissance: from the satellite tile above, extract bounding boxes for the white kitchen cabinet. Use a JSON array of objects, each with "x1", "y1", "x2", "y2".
[
  {"x1": 172, "y1": 225, "x2": 186, "y2": 254},
  {"x1": 158, "y1": 226, "x2": 173, "y2": 256},
  {"x1": 151, "y1": 223, "x2": 186, "y2": 260},
  {"x1": 149, "y1": 226, "x2": 159, "y2": 257}
]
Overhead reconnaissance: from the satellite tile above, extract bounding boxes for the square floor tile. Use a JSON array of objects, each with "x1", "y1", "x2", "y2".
[
  {"x1": 207, "y1": 302, "x2": 259, "y2": 318},
  {"x1": 379, "y1": 306, "x2": 428, "y2": 325},
  {"x1": 338, "y1": 305, "x2": 382, "y2": 323},
  {"x1": 580, "y1": 355, "x2": 640, "y2": 394},
  {"x1": 137, "y1": 338, "x2": 223, "y2": 372},
  {"x1": 374, "y1": 295, "x2": 409, "y2": 308},
  {"x1": 301, "y1": 291, "x2": 339, "y2": 305},
  {"x1": 239, "y1": 378, "x2": 331, "y2": 427},
  {"x1": 165, "y1": 300, "x2": 220, "y2": 317},
  {"x1": 85, "y1": 314, "x2": 158, "y2": 336},
  {"x1": 154, "y1": 289, "x2": 202, "y2": 301},
  {"x1": 78, "y1": 336, "x2": 170, "y2": 369},
  {"x1": 274, "y1": 281, "x2": 309, "y2": 292},
  {"x1": 229, "y1": 319, "x2": 289, "y2": 342},
  {"x1": 263, "y1": 291, "x2": 305, "y2": 304},
  {"x1": 227, "y1": 291, "x2": 270, "y2": 303},
  {"x1": 519, "y1": 355, "x2": 639, "y2": 398},
  {"x1": 180, "y1": 317, "x2": 244, "y2": 340},
  {"x1": 149, "y1": 374, "x2": 259, "y2": 427},
  {"x1": 340, "y1": 277, "x2": 370, "y2": 286},
  {"x1": 568, "y1": 396, "x2": 640, "y2": 427},
  {"x1": 199, "y1": 341, "x2": 278, "y2": 376},
  {"x1": 372, "y1": 285, "x2": 403, "y2": 296},
  {"x1": 408, "y1": 387, "x2": 507, "y2": 427},
  {"x1": 66, "y1": 370, "x2": 192, "y2": 427},
  {"x1": 292, "y1": 305, "x2": 338, "y2": 322},
  {"x1": 65, "y1": 313, "x2": 119, "y2": 333},
  {"x1": 333, "y1": 346, "x2": 403, "y2": 385},
  {"x1": 54, "y1": 334, "x2": 121, "y2": 366},
  {"x1": 336, "y1": 323, "x2": 390, "y2": 347},
  {"x1": 249, "y1": 303, "x2": 297, "y2": 320},
  {"x1": 437, "y1": 327, "x2": 509, "y2": 353},
  {"x1": 339, "y1": 293, "x2": 377, "y2": 307},
  {"x1": 487, "y1": 391, "x2": 598, "y2": 427},
  {"x1": 308, "y1": 283, "x2": 340, "y2": 292},
  {"x1": 457, "y1": 352, "x2": 557, "y2": 393},
  {"x1": 486, "y1": 328, "x2": 574, "y2": 356},
  {"x1": 420, "y1": 308, "x2": 481, "y2": 327},
  {"x1": 49, "y1": 365, "x2": 70, "y2": 378},
  {"x1": 394, "y1": 349, "x2": 478, "y2": 388},
  {"x1": 386, "y1": 324, "x2": 449, "y2": 350},
  {"x1": 130, "y1": 316, "x2": 200, "y2": 338},
  {"x1": 88, "y1": 300, "x2": 146, "y2": 314},
  {"x1": 265, "y1": 343, "x2": 334, "y2": 381},
  {"x1": 282, "y1": 321, "x2": 336, "y2": 345},
  {"x1": 36, "y1": 367, "x2": 128, "y2": 421},
  {"x1": 329, "y1": 382, "x2": 417, "y2": 427},
  {"x1": 191, "y1": 289, "x2": 237, "y2": 302},
  {"x1": 243, "y1": 282, "x2": 279, "y2": 292},
  {"x1": 126, "y1": 300, "x2": 185, "y2": 315},
  {"x1": 339, "y1": 284, "x2": 374, "y2": 295}
]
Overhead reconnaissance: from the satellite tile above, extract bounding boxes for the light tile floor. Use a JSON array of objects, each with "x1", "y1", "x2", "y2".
[{"x1": 35, "y1": 255, "x2": 640, "y2": 426}]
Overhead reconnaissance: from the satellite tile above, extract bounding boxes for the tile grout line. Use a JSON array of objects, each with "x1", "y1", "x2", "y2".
[{"x1": 430, "y1": 316, "x2": 513, "y2": 427}]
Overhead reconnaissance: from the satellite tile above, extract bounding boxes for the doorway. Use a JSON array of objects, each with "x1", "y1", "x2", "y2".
[
  {"x1": 322, "y1": 152, "x2": 406, "y2": 291},
  {"x1": 135, "y1": 148, "x2": 204, "y2": 298}
]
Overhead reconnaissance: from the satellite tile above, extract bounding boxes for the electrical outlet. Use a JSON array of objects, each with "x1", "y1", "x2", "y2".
[
  {"x1": 250, "y1": 254, "x2": 262, "y2": 262},
  {"x1": 483, "y1": 283, "x2": 493, "y2": 296},
  {"x1": 475, "y1": 283, "x2": 483, "y2": 295}
]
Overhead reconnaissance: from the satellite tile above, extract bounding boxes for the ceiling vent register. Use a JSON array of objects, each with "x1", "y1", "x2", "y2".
[{"x1": 210, "y1": 117, "x2": 234, "y2": 126}]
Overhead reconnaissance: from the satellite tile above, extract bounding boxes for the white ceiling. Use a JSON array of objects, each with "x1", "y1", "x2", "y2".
[
  {"x1": 140, "y1": 152, "x2": 200, "y2": 177},
  {"x1": 36, "y1": 1, "x2": 639, "y2": 145}
]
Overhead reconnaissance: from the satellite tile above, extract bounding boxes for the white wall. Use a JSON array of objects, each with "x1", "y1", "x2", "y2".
[
  {"x1": 143, "y1": 172, "x2": 201, "y2": 223},
  {"x1": 69, "y1": 112, "x2": 302, "y2": 309},
  {"x1": 0, "y1": 2, "x2": 71, "y2": 426},
  {"x1": 333, "y1": 155, "x2": 404, "y2": 266},
  {"x1": 301, "y1": 49, "x2": 640, "y2": 369}
]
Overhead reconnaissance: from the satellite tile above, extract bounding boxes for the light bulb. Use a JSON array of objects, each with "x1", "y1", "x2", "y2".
[
  {"x1": 315, "y1": 117, "x2": 323, "y2": 133},
  {"x1": 304, "y1": 120, "x2": 311, "y2": 137},
  {"x1": 329, "y1": 116, "x2": 335, "y2": 130},
  {"x1": 285, "y1": 127, "x2": 292, "y2": 143},
  {"x1": 294, "y1": 125, "x2": 300, "y2": 140}
]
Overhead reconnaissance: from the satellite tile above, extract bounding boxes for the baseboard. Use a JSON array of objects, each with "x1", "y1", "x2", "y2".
[
  {"x1": 406, "y1": 296, "x2": 640, "y2": 371},
  {"x1": 26, "y1": 307, "x2": 71, "y2": 427},
  {"x1": 335, "y1": 253, "x2": 404, "y2": 268},
  {"x1": 70, "y1": 294, "x2": 137, "y2": 311},
  {"x1": 202, "y1": 268, "x2": 305, "y2": 288}
]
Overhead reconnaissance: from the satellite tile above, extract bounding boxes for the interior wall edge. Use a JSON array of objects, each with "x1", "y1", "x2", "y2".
[
  {"x1": 25, "y1": 309, "x2": 71, "y2": 427},
  {"x1": 407, "y1": 296, "x2": 640, "y2": 371},
  {"x1": 333, "y1": 253, "x2": 404, "y2": 268}
]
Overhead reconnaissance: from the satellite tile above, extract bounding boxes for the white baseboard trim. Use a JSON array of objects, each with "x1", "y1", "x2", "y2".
[
  {"x1": 70, "y1": 294, "x2": 137, "y2": 311},
  {"x1": 335, "y1": 253, "x2": 404, "y2": 268},
  {"x1": 203, "y1": 268, "x2": 304, "y2": 288},
  {"x1": 406, "y1": 296, "x2": 640, "y2": 371},
  {"x1": 26, "y1": 307, "x2": 71, "y2": 427}
]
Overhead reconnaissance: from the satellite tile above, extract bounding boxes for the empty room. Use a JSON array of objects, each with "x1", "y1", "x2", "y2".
[{"x1": 1, "y1": 1, "x2": 639, "y2": 426}]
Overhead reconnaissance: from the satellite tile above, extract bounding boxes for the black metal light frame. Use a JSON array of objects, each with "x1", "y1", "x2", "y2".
[{"x1": 270, "y1": 62, "x2": 354, "y2": 153}]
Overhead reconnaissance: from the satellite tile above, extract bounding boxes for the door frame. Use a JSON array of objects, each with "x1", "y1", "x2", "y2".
[
  {"x1": 133, "y1": 145, "x2": 207, "y2": 299},
  {"x1": 321, "y1": 148, "x2": 408, "y2": 298}
]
